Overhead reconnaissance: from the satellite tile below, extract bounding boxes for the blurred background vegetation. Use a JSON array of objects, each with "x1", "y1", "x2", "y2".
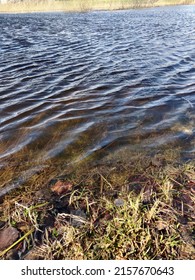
[{"x1": 0, "y1": 0, "x2": 194, "y2": 13}]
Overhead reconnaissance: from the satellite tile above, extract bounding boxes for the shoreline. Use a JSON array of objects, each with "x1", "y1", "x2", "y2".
[
  {"x1": 0, "y1": 2, "x2": 195, "y2": 14},
  {"x1": 0, "y1": 151, "x2": 194, "y2": 260}
]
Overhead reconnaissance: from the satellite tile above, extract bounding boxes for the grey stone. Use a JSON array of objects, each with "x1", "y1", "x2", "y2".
[
  {"x1": 70, "y1": 209, "x2": 87, "y2": 227},
  {"x1": 114, "y1": 198, "x2": 125, "y2": 207}
]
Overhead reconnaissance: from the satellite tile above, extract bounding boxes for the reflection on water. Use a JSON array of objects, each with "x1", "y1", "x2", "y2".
[{"x1": 0, "y1": 5, "x2": 195, "y2": 193}]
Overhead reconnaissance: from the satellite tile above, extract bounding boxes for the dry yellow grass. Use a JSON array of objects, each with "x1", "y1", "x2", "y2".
[{"x1": 0, "y1": 0, "x2": 194, "y2": 13}]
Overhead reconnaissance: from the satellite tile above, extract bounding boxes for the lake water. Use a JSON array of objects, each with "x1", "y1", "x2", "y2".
[{"x1": 0, "y1": 5, "x2": 195, "y2": 194}]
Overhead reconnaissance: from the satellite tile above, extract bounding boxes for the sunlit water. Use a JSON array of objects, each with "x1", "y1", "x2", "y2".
[{"x1": 0, "y1": 5, "x2": 195, "y2": 194}]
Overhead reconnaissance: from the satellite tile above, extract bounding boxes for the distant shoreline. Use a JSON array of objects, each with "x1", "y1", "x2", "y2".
[{"x1": 0, "y1": 1, "x2": 194, "y2": 14}]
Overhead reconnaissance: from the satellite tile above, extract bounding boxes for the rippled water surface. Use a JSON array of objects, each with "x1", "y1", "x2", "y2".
[{"x1": 0, "y1": 6, "x2": 195, "y2": 191}]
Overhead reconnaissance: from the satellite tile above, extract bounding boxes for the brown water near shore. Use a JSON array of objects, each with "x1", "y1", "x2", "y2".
[{"x1": 0, "y1": 5, "x2": 195, "y2": 197}]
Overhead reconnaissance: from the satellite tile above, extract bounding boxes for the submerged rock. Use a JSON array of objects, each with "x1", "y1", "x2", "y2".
[{"x1": 0, "y1": 226, "x2": 20, "y2": 251}]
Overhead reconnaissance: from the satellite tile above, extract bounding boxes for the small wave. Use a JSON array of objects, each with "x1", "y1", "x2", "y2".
[{"x1": 0, "y1": 7, "x2": 194, "y2": 187}]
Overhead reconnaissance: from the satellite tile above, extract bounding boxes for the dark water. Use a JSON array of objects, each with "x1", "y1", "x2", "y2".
[{"x1": 0, "y1": 6, "x2": 195, "y2": 192}]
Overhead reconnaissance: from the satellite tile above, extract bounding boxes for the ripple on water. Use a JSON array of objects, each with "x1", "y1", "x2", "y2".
[{"x1": 0, "y1": 6, "x2": 194, "y2": 176}]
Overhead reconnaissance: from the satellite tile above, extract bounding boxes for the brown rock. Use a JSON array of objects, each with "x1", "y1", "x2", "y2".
[
  {"x1": 0, "y1": 226, "x2": 20, "y2": 251},
  {"x1": 23, "y1": 248, "x2": 39, "y2": 260},
  {"x1": 5, "y1": 249, "x2": 19, "y2": 260},
  {"x1": 51, "y1": 180, "x2": 73, "y2": 195}
]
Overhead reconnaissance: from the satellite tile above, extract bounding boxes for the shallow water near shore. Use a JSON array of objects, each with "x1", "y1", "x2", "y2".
[{"x1": 0, "y1": 5, "x2": 195, "y2": 195}]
